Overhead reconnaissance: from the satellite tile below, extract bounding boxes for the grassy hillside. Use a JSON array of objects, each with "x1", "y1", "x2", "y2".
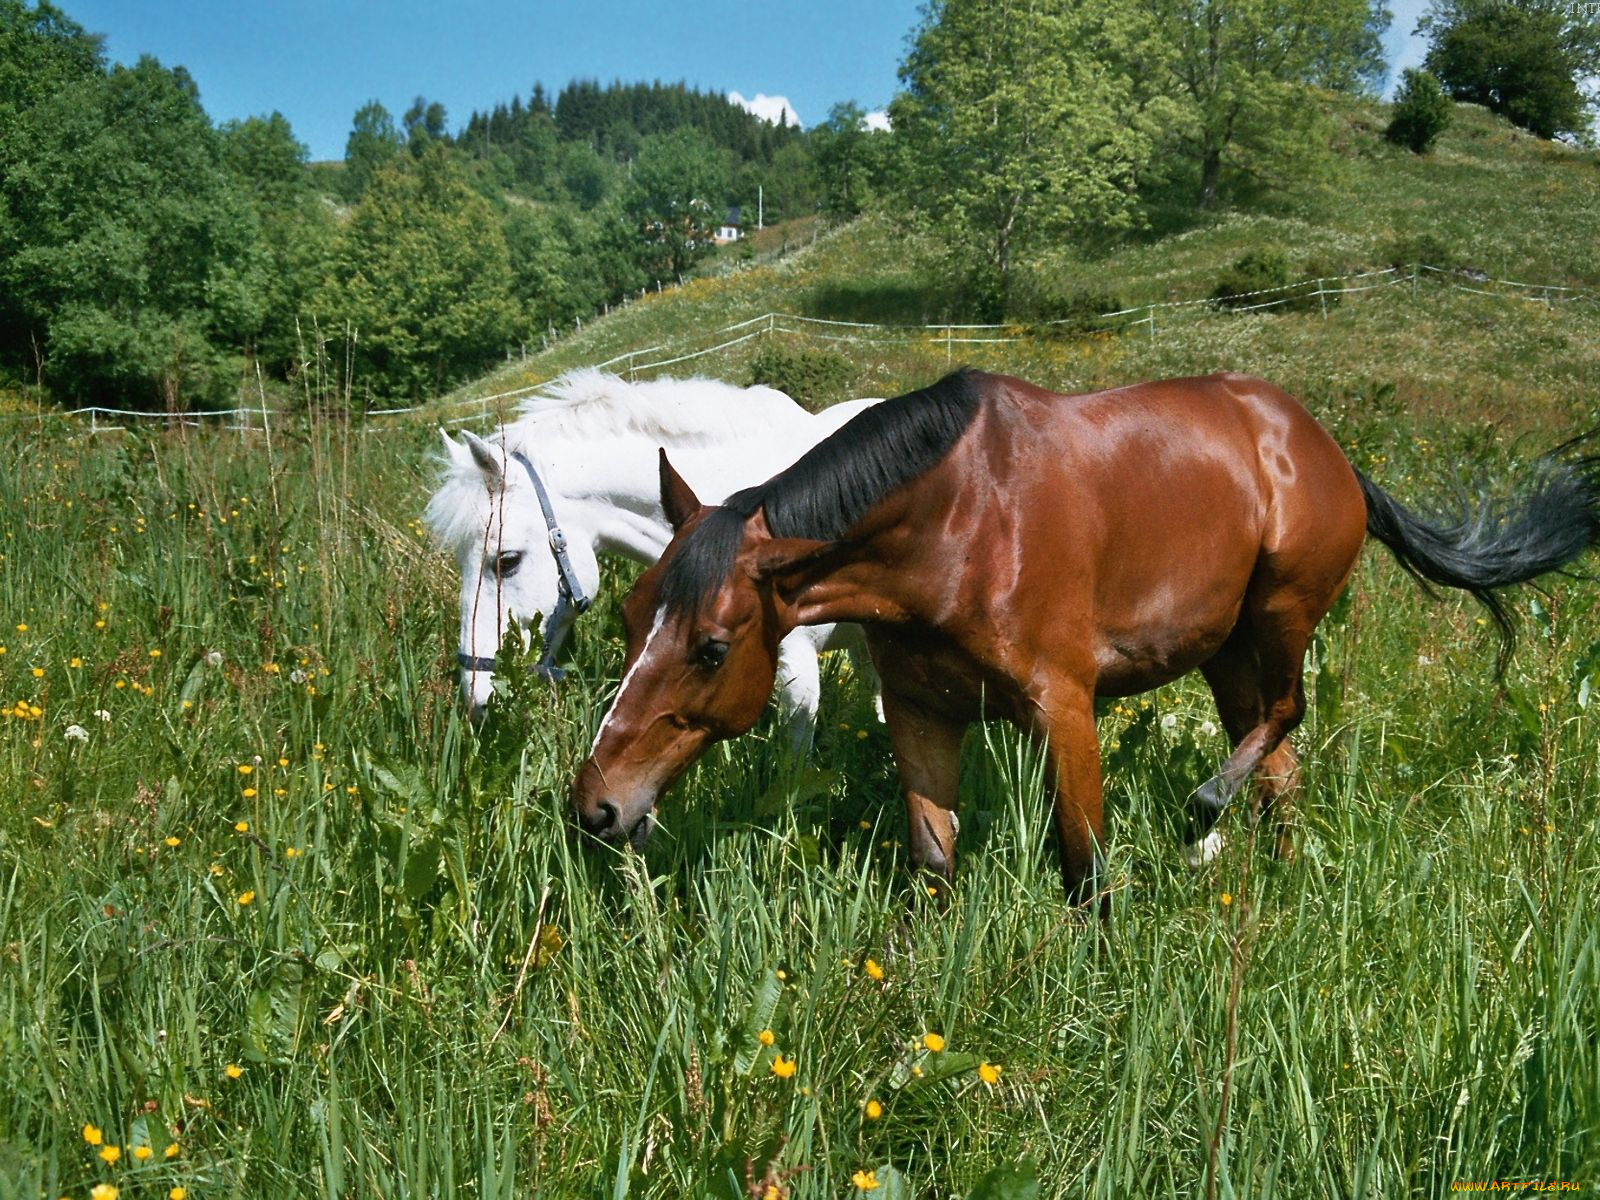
[
  {"x1": 453, "y1": 100, "x2": 1600, "y2": 439},
  {"x1": 1, "y1": 100, "x2": 1597, "y2": 1197}
]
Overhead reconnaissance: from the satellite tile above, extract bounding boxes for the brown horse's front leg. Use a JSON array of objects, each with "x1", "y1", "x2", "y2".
[
  {"x1": 879, "y1": 688, "x2": 967, "y2": 902},
  {"x1": 1032, "y1": 691, "x2": 1108, "y2": 920}
]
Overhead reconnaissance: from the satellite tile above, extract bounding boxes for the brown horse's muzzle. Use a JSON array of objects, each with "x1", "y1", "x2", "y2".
[{"x1": 570, "y1": 758, "x2": 660, "y2": 848}]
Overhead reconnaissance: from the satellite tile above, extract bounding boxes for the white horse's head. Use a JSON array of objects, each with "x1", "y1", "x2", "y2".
[{"x1": 425, "y1": 429, "x2": 600, "y2": 718}]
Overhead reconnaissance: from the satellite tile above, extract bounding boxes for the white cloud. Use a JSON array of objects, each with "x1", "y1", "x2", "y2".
[
  {"x1": 864, "y1": 109, "x2": 891, "y2": 132},
  {"x1": 728, "y1": 90, "x2": 802, "y2": 128}
]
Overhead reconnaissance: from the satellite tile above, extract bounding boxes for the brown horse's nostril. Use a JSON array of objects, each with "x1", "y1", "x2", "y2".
[{"x1": 579, "y1": 798, "x2": 621, "y2": 838}]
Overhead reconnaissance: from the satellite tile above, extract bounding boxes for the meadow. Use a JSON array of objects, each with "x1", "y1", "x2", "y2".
[{"x1": 2, "y1": 103, "x2": 1600, "y2": 1198}]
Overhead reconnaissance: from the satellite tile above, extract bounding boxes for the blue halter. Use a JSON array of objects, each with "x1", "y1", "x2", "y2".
[{"x1": 457, "y1": 449, "x2": 592, "y2": 684}]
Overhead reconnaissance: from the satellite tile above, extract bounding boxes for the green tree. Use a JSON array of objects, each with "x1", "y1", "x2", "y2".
[
  {"x1": 1, "y1": 47, "x2": 264, "y2": 406},
  {"x1": 403, "y1": 95, "x2": 449, "y2": 156},
  {"x1": 0, "y1": 0, "x2": 101, "y2": 121},
  {"x1": 890, "y1": 0, "x2": 1163, "y2": 315},
  {"x1": 502, "y1": 203, "x2": 605, "y2": 334},
  {"x1": 0, "y1": 0, "x2": 104, "y2": 381},
  {"x1": 343, "y1": 100, "x2": 403, "y2": 198},
  {"x1": 811, "y1": 102, "x2": 881, "y2": 216},
  {"x1": 321, "y1": 148, "x2": 518, "y2": 401},
  {"x1": 219, "y1": 112, "x2": 336, "y2": 372},
  {"x1": 1422, "y1": 2, "x2": 1589, "y2": 139},
  {"x1": 625, "y1": 127, "x2": 727, "y2": 282},
  {"x1": 1141, "y1": 0, "x2": 1390, "y2": 207},
  {"x1": 1385, "y1": 67, "x2": 1455, "y2": 151}
]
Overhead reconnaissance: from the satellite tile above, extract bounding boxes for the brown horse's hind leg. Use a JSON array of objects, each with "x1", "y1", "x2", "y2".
[
  {"x1": 879, "y1": 689, "x2": 967, "y2": 901},
  {"x1": 1192, "y1": 617, "x2": 1311, "y2": 861}
]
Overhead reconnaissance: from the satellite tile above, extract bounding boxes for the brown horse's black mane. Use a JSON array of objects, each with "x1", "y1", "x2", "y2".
[{"x1": 659, "y1": 368, "x2": 987, "y2": 616}]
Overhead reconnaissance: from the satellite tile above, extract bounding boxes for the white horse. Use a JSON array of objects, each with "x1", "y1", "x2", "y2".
[{"x1": 425, "y1": 369, "x2": 879, "y2": 748}]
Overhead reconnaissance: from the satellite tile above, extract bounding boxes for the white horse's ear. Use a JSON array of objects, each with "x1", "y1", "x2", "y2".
[
  {"x1": 439, "y1": 428, "x2": 470, "y2": 464},
  {"x1": 659, "y1": 449, "x2": 704, "y2": 533},
  {"x1": 460, "y1": 430, "x2": 504, "y2": 482}
]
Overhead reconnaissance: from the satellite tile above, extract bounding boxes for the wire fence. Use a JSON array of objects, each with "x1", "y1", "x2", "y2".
[{"x1": 9, "y1": 262, "x2": 1598, "y2": 435}]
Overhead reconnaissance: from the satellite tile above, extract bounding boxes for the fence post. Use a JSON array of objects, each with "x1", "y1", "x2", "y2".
[
  {"x1": 1319, "y1": 283, "x2": 1328, "y2": 320},
  {"x1": 945, "y1": 326, "x2": 953, "y2": 367}
]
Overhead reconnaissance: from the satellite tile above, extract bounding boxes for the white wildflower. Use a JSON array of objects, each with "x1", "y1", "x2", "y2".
[
  {"x1": 205, "y1": 650, "x2": 224, "y2": 667},
  {"x1": 289, "y1": 668, "x2": 308, "y2": 685},
  {"x1": 63, "y1": 724, "x2": 89, "y2": 743},
  {"x1": 93, "y1": 709, "x2": 112, "y2": 722},
  {"x1": 1199, "y1": 720, "x2": 1219, "y2": 738},
  {"x1": 1160, "y1": 713, "x2": 1178, "y2": 733}
]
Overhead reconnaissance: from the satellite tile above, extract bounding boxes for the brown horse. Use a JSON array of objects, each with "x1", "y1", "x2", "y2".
[{"x1": 570, "y1": 369, "x2": 1600, "y2": 914}]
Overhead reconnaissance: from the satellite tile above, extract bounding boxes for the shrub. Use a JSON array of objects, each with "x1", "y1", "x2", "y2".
[
  {"x1": 1211, "y1": 248, "x2": 1291, "y2": 309},
  {"x1": 1386, "y1": 69, "x2": 1454, "y2": 154},
  {"x1": 748, "y1": 342, "x2": 853, "y2": 410},
  {"x1": 1211, "y1": 249, "x2": 1341, "y2": 314},
  {"x1": 1010, "y1": 273, "x2": 1126, "y2": 332},
  {"x1": 1379, "y1": 232, "x2": 1457, "y2": 272}
]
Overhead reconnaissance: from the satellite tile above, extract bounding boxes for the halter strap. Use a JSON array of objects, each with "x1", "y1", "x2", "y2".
[{"x1": 457, "y1": 449, "x2": 592, "y2": 684}]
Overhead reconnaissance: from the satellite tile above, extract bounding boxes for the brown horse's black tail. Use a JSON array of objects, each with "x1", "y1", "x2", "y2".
[{"x1": 1354, "y1": 445, "x2": 1600, "y2": 666}]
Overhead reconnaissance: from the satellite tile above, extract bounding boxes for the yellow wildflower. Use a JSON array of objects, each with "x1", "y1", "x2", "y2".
[
  {"x1": 234, "y1": 820, "x2": 249, "y2": 833},
  {"x1": 237, "y1": 891, "x2": 255, "y2": 906},
  {"x1": 99, "y1": 1144, "x2": 121, "y2": 1164},
  {"x1": 164, "y1": 1142, "x2": 180, "y2": 1159},
  {"x1": 170, "y1": 1189, "x2": 188, "y2": 1200},
  {"x1": 133, "y1": 1145, "x2": 152, "y2": 1161},
  {"x1": 863, "y1": 958, "x2": 884, "y2": 982},
  {"x1": 978, "y1": 1061, "x2": 1001, "y2": 1086},
  {"x1": 758, "y1": 1029, "x2": 775, "y2": 1047},
  {"x1": 922, "y1": 1032, "x2": 946, "y2": 1053},
  {"x1": 91, "y1": 1186, "x2": 118, "y2": 1200},
  {"x1": 1221, "y1": 892, "x2": 1233, "y2": 907},
  {"x1": 769, "y1": 1055, "x2": 797, "y2": 1079},
  {"x1": 82, "y1": 1123, "x2": 103, "y2": 1145},
  {"x1": 225, "y1": 1063, "x2": 243, "y2": 1079},
  {"x1": 864, "y1": 1098, "x2": 883, "y2": 1120},
  {"x1": 851, "y1": 1169, "x2": 880, "y2": 1191},
  {"x1": 164, "y1": 836, "x2": 180, "y2": 847}
]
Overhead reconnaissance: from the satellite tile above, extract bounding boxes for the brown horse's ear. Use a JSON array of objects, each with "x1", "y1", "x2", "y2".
[
  {"x1": 659, "y1": 449, "x2": 703, "y2": 532},
  {"x1": 746, "y1": 534, "x2": 839, "y2": 584}
]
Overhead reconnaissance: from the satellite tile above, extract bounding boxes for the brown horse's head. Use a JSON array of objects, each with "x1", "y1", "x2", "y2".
[{"x1": 570, "y1": 452, "x2": 831, "y2": 846}]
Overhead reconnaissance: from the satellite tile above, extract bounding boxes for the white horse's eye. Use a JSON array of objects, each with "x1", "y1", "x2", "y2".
[{"x1": 494, "y1": 551, "x2": 524, "y2": 579}]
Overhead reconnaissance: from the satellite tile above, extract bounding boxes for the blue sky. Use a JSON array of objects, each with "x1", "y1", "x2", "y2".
[{"x1": 64, "y1": 0, "x2": 1428, "y2": 163}]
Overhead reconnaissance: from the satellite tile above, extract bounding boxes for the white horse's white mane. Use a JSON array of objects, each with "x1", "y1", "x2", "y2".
[
  {"x1": 509, "y1": 368, "x2": 798, "y2": 445},
  {"x1": 423, "y1": 370, "x2": 802, "y2": 554}
]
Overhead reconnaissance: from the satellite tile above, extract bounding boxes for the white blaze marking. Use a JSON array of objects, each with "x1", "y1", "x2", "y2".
[{"x1": 590, "y1": 605, "x2": 668, "y2": 756}]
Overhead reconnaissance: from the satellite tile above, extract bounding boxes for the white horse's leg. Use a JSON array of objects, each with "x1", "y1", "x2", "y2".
[
  {"x1": 818, "y1": 621, "x2": 884, "y2": 723},
  {"x1": 774, "y1": 631, "x2": 822, "y2": 756}
]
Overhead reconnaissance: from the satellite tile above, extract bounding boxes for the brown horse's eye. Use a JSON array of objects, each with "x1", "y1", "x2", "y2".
[
  {"x1": 695, "y1": 639, "x2": 729, "y2": 670},
  {"x1": 494, "y1": 551, "x2": 524, "y2": 579}
]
